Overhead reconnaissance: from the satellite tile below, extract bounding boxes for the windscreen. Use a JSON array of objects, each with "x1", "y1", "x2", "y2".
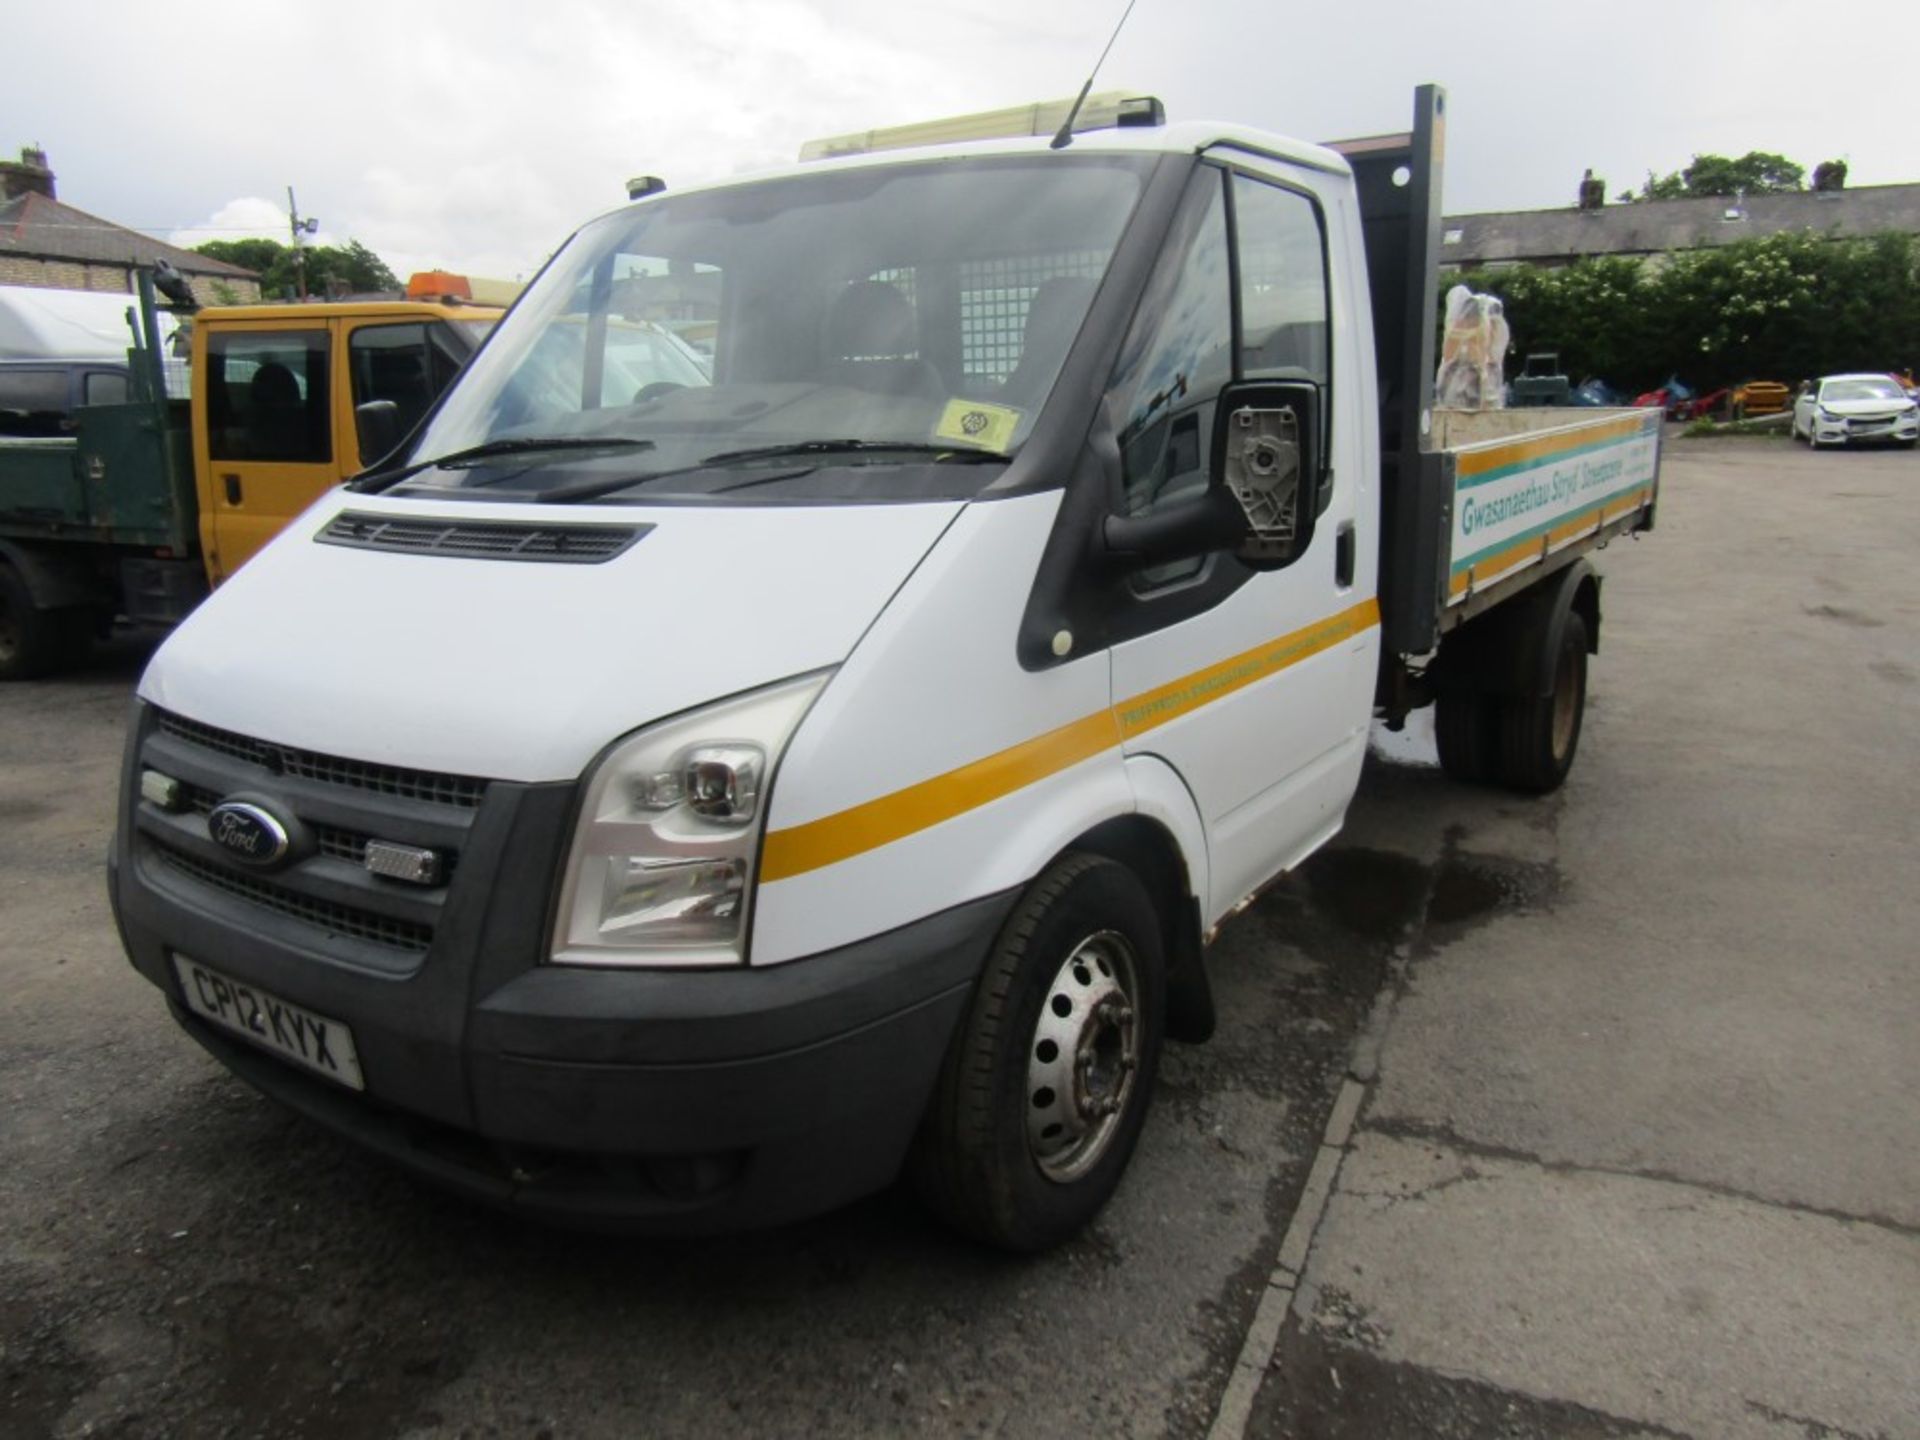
[
  {"x1": 1821, "y1": 377, "x2": 1906, "y2": 404},
  {"x1": 397, "y1": 155, "x2": 1153, "y2": 504}
]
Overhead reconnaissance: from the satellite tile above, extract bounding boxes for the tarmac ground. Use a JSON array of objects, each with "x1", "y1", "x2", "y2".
[{"x1": 1, "y1": 433, "x2": 1914, "y2": 1439}]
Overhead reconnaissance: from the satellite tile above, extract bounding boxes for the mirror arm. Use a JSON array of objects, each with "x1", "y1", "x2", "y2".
[{"x1": 1099, "y1": 486, "x2": 1245, "y2": 566}]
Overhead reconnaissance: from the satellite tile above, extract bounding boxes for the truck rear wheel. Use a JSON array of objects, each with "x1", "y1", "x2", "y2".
[
  {"x1": 912, "y1": 852, "x2": 1165, "y2": 1252},
  {"x1": 0, "y1": 566, "x2": 62, "y2": 681},
  {"x1": 1434, "y1": 691, "x2": 1497, "y2": 783},
  {"x1": 1493, "y1": 610, "x2": 1588, "y2": 793}
]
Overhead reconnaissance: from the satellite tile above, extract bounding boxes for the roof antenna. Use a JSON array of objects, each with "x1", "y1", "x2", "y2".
[{"x1": 1050, "y1": 0, "x2": 1143, "y2": 150}]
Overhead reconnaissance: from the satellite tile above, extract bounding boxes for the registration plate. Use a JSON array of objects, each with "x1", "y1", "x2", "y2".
[{"x1": 172, "y1": 956, "x2": 365, "y2": 1091}]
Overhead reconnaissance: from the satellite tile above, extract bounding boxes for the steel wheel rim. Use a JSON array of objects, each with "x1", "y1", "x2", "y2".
[{"x1": 1025, "y1": 930, "x2": 1140, "y2": 1184}]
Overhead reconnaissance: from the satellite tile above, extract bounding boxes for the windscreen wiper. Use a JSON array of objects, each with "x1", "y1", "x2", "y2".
[
  {"x1": 700, "y1": 439, "x2": 1008, "y2": 466},
  {"x1": 349, "y1": 436, "x2": 656, "y2": 494},
  {"x1": 534, "y1": 439, "x2": 1008, "y2": 505}
]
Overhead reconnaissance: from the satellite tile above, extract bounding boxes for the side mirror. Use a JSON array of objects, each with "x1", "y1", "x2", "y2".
[
  {"x1": 1099, "y1": 381, "x2": 1324, "y2": 573},
  {"x1": 354, "y1": 399, "x2": 402, "y2": 466}
]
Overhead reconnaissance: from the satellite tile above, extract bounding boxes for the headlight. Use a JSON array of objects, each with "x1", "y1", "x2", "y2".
[
  {"x1": 551, "y1": 672, "x2": 830, "y2": 966},
  {"x1": 1818, "y1": 408, "x2": 1840, "y2": 423}
]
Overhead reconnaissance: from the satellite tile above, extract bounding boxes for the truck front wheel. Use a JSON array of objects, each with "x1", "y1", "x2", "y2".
[
  {"x1": 0, "y1": 566, "x2": 62, "y2": 681},
  {"x1": 912, "y1": 853, "x2": 1165, "y2": 1251},
  {"x1": 1494, "y1": 610, "x2": 1589, "y2": 793}
]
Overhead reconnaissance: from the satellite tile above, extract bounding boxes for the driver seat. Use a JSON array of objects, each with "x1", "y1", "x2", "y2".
[{"x1": 823, "y1": 282, "x2": 944, "y2": 399}]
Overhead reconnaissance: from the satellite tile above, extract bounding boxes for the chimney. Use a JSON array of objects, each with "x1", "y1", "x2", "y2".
[
  {"x1": 1577, "y1": 167, "x2": 1605, "y2": 211},
  {"x1": 0, "y1": 145, "x2": 56, "y2": 201}
]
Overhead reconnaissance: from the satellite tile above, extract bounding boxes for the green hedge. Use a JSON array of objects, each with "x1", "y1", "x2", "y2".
[{"x1": 1452, "y1": 230, "x2": 1920, "y2": 393}]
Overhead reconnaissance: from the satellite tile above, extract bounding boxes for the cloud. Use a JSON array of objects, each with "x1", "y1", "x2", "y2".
[
  {"x1": 13, "y1": 0, "x2": 1917, "y2": 286},
  {"x1": 167, "y1": 196, "x2": 338, "y2": 253}
]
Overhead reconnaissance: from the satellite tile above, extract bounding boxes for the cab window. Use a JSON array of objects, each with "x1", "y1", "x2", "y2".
[
  {"x1": 1232, "y1": 173, "x2": 1331, "y2": 463},
  {"x1": 208, "y1": 330, "x2": 331, "y2": 463},
  {"x1": 84, "y1": 370, "x2": 129, "y2": 406},
  {"x1": 349, "y1": 323, "x2": 469, "y2": 439},
  {"x1": 1106, "y1": 170, "x2": 1233, "y2": 588},
  {"x1": 0, "y1": 368, "x2": 68, "y2": 436},
  {"x1": 1233, "y1": 175, "x2": 1329, "y2": 387}
]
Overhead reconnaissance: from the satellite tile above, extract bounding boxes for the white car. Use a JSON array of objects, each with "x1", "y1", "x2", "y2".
[{"x1": 1792, "y1": 373, "x2": 1920, "y2": 449}]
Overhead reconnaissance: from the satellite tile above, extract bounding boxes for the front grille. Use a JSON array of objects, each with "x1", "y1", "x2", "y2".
[
  {"x1": 177, "y1": 783, "x2": 454, "y2": 877},
  {"x1": 318, "y1": 512, "x2": 647, "y2": 564},
  {"x1": 154, "y1": 844, "x2": 434, "y2": 953},
  {"x1": 156, "y1": 710, "x2": 487, "y2": 809}
]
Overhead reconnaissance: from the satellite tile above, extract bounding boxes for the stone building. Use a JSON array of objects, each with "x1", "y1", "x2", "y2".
[
  {"x1": 1441, "y1": 182, "x2": 1920, "y2": 272},
  {"x1": 0, "y1": 146, "x2": 259, "y2": 303}
]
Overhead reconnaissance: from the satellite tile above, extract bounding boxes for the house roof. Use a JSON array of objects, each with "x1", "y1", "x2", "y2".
[
  {"x1": 0, "y1": 192, "x2": 255, "y2": 277},
  {"x1": 1441, "y1": 183, "x2": 1920, "y2": 266}
]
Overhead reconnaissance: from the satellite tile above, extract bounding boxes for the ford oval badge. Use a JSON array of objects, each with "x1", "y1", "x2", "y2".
[{"x1": 206, "y1": 801, "x2": 292, "y2": 867}]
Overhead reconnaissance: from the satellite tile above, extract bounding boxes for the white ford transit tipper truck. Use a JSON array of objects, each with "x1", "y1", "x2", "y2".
[{"x1": 111, "y1": 88, "x2": 1660, "y2": 1249}]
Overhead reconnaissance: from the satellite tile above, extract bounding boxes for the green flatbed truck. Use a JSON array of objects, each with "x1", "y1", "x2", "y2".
[{"x1": 0, "y1": 271, "x2": 500, "y2": 678}]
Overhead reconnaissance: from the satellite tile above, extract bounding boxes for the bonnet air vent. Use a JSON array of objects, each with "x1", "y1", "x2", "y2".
[{"x1": 318, "y1": 512, "x2": 650, "y2": 564}]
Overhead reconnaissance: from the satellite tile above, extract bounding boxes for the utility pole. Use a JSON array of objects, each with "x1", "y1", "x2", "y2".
[{"x1": 286, "y1": 185, "x2": 319, "y2": 300}]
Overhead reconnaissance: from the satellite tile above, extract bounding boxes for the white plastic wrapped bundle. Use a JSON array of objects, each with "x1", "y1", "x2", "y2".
[{"x1": 1435, "y1": 284, "x2": 1510, "y2": 409}]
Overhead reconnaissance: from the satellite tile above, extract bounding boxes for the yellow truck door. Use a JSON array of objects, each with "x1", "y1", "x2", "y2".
[{"x1": 194, "y1": 319, "x2": 338, "y2": 584}]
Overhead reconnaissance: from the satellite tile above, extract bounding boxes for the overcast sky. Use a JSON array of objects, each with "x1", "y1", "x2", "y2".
[{"x1": 5, "y1": 0, "x2": 1904, "y2": 284}]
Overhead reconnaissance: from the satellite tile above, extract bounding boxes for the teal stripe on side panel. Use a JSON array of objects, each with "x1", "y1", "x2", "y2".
[{"x1": 1450, "y1": 481, "x2": 1651, "y2": 574}]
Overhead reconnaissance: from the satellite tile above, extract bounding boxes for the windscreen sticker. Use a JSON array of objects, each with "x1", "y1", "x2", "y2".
[{"x1": 933, "y1": 399, "x2": 1022, "y2": 452}]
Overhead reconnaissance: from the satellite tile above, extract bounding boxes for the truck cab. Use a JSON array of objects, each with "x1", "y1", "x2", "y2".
[
  {"x1": 0, "y1": 291, "x2": 502, "y2": 678},
  {"x1": 190, "y1": 300, "x2": 502, "y2": 581},
  {"x1": 112, "y1": 91, "x2": 1655, "y2": 1248}
]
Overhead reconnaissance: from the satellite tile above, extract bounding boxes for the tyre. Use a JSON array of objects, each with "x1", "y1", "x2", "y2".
[
  {"x1": 0, "y1": 565, "x2": 62, "y2": 681},
  {"x1": 912, "y1": 852, "x2": 1165, "y2": 1252},
  {"x1": 1434, "y1": 691, "x2": 1497, "y2": 784},
  {"x1": 1493, "y1": 610, "x2": 1588, "y2": 794}
]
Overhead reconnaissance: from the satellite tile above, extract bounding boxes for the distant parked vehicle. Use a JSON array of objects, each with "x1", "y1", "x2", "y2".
[
  {"x1": 1791, "y1": 374, "x2": 1920, "y2": 449},
  {"x1": 1729, "y1": 380, "x2": 1789, "y2": 420},
  {"x1": 1675, "y1": 388, "x2": 1729, "y2": 422},
  {"x1": 0, "y1": 359, "x2": 135, "y2": 437}
]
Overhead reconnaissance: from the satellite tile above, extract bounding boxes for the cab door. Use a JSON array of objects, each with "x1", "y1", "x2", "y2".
[
  {"x1": 340, "y1": 318, "x2": 472, "y2": 469},
  {"x1": 195, "y1": 320, "x2": 336, "y2": 583},
  {"x1": 1105, "y1": 160, "x2": 1375, "y2": 924}
]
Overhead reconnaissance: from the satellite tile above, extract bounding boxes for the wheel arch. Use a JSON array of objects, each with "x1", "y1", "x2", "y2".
[
  {"x1": 1057, "y1": 806, "x2": 1214, "y2": 1045},
  {"x1": 1436, "y1": 556, "x2": 1600, "y2": 701},
  {"x1": 0, "y1": 539, "x2": 108, "y2": 611}
]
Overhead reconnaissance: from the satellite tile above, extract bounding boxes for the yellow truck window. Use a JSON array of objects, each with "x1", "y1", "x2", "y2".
[
  {"x1": 350, "y1": 323, "x2": 439, "y2": 437},
  {"x1": 207, "y1": 330, "x2": 331, "y2": 464}
]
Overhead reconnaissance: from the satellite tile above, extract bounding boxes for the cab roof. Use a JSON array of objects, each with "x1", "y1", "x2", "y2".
[
  {"x1": 196, "y1": 299, "x2": 505, "y2": 324},
  {"x1": 593, "y1": 122, "x2": 1353, "y2": 230}
]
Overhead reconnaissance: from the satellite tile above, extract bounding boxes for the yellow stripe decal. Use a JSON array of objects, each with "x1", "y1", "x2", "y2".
[
  {"x1": 1114, "y1": 597, "x2": 1380, "y2": 739},
  {"x1": 760, "y1": 596, "x2": 1380, "y2": 882},
  {"x1": 1453, "y1": 414, "x2": 1649, "y2": 480},
  {"x1": 1449, "y1": 487, "x2": 1651, "y2": 600}
]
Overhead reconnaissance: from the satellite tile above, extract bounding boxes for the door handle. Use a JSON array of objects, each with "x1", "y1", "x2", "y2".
[
  {"x1": 223, "y1": 474, "x2": 242, "y2": 505},
  {"x1": 1335, "y1": 521, "x2": 1356, "y2": 589}
]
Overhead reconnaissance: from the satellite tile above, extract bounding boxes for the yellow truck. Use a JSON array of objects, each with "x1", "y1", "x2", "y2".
[{"x1": 0, "y1": 275, "x2": 502, "y2": 676}]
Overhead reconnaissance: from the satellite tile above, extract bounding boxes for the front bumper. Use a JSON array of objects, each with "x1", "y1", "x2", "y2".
[
  {"x1": 111, "y1": 703, "x2": 1008, "y2": 1231},
  {"x1": 1813, "y1": 416, "x2": 1920, "y2": 445}
]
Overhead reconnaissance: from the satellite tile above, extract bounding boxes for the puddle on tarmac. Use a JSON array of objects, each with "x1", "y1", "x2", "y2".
[
  {"x1": 1426, "y1": 853, "x2": 1560, "y2": 930},
  {"x1": 1304, "y1": 849, "x2": 1431, "y2": 943}
]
